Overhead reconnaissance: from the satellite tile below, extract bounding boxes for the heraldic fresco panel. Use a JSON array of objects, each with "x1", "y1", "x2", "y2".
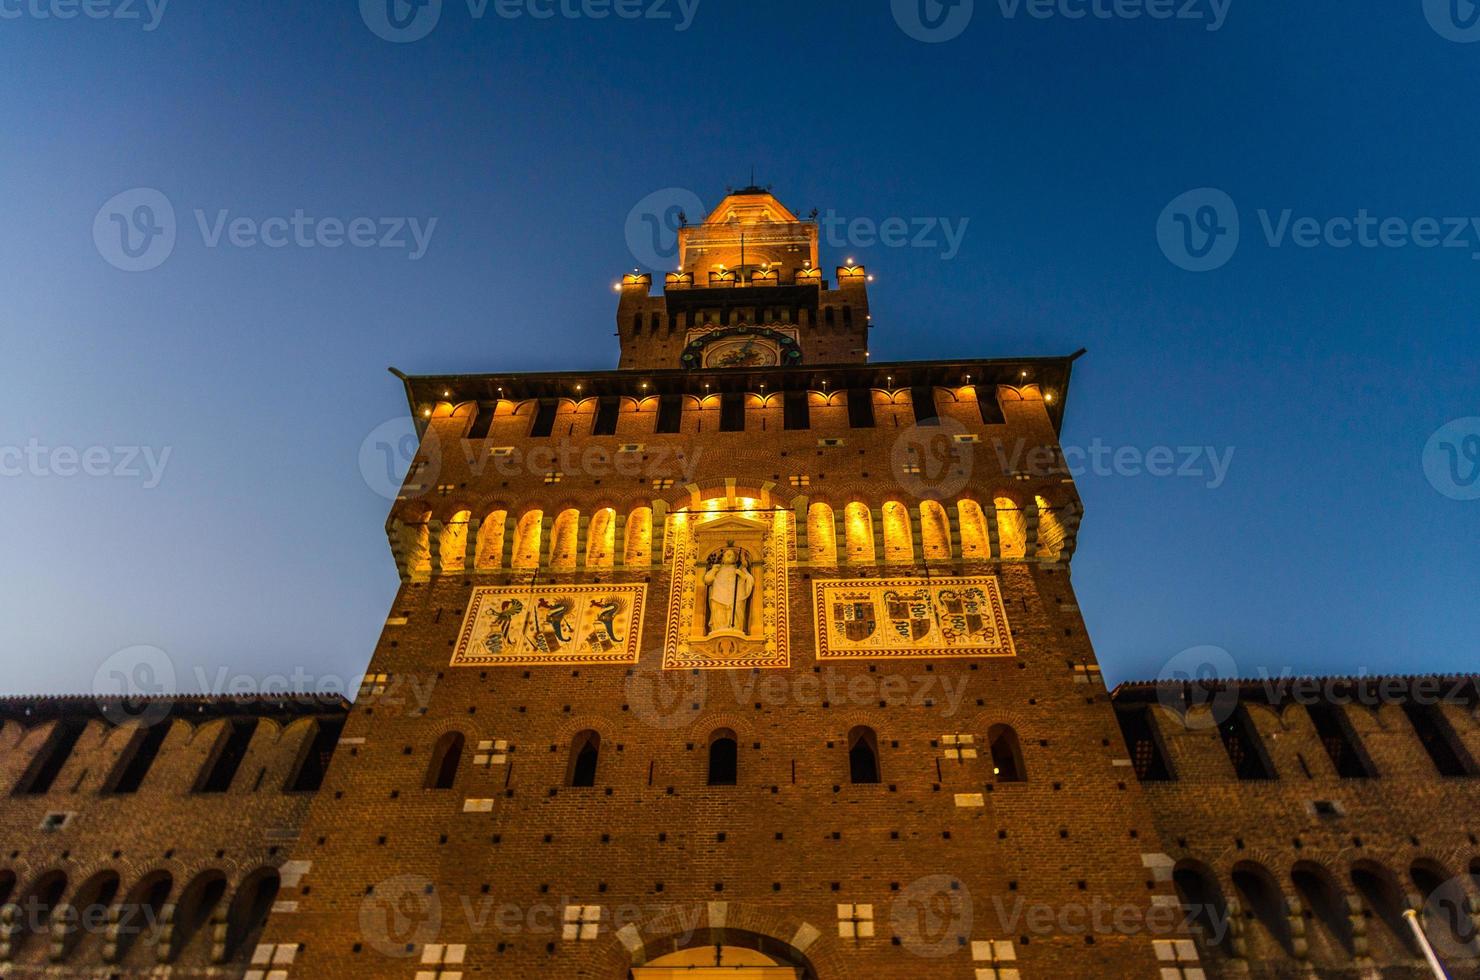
[
  {"x1": 450, "y1": 584, "x2": 646, "y2": 667},
  {"x1": 662, "y1": 505, "x2": 791, "y2": 670},
  {"x1": 813, "y1": 577, "x2": 1017, "y2": 661}
]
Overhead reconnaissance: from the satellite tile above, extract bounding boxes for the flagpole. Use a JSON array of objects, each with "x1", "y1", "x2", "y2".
[{"x1": 1403, "y1": 908, "x2": 1451, "y2": 980}]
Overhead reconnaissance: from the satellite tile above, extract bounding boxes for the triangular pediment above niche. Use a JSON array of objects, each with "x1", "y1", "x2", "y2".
[{"x1": 688, "y1": 512, "x2": 770, "y2": 535}]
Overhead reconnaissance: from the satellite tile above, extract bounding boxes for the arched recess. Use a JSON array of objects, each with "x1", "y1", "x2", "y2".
[
  {"x1": 511, "y1": 510, "x2": 543, "y2": 569},
  {"x1": 585, "y1": 508, "x2": 616, "y2": 569},
  {"x1": 474, "y1": 509, "x2": 507, "y2": 570},
  {"x1": 13, "y1": 870, "x2": 68, "y2": 960},
  {"x1": 624, "y1": 506, "x2": 653, "y2": 566},
  {"x1": 1290, "y1": 862, "x2": 1355, "y2": 966},
  {"x1": 116, "y1": 870, "x2": 173, "y2": 963},
  {"x1": 994, "y1": 496, "x2": 1026, "y2": 559},
  {"x1": 880, "y1": 501, "x2": 914, "y2": 564},
  {"x1": 567, "y1": 730, "x2": 600, "y2": 787},
  {"x1": 1350, "y1": 862, "x2": 1420, "y2": 960},
  {"x1": 957, "y1": 499, "x2": 989, "y2": 559},
  {"x1": 1230, "y1": 862, "x2": 1295, "y2": 959},
  {"x1": 988, "y1": 724, "x2": 1026, "y2": 782},
  {"x1": 1411, "y1": 859, "x2": 1473, "y2": 957},
  {"x1": 919, "y1": 500, "x2": 951, "y2": 561},
  {"x1": 634, "y1": 927, "x2": 821, "y2": 979},
  {"x1": 1172, "y1": 861, "x2": 1234, "y2": 962},
  {"x1": 60, "y1": 869, "x2": 120, "y2": 960},
  {"x1": 425, "y1": 731, "x2": 465, "y2": 790},
  {"x1": 402, "y1": 505, "x2": 432, "y2": 575},
  {"x1": 1034, "y1": 495, "x2": 1064, "y2": 559},
  {"x1": 807, "y1": 502, "x2": 837, "y2": 567},
  {"x1": 843, "y1": 503, "x2": 874, "y2": 564},
  {"x1": 439, "y1": 509, "x2": 471, "y2": 571},
  {"x1": 848, "y1": 726, "x2": 880, "y2": 784},
  {"x1": 549, "y1": 508, "x2": 580, "y2": 571},
  {"x1": 706, "y1": 728, "x2": 738, "y2": 786},
  {"x1": 169, "y1": 870, "x2": 228, "y2": 963},
  {"x1": 223, "y1": 868, "x2": 279, "y2": 963}
]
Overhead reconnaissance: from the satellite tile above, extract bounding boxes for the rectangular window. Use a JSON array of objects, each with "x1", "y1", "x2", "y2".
[
  {"x1": 911, "y1": 386, "x2": 939, "y2": 425},
  {"x1": 104, "y1": 721, "x2": 172, "y2": 794},
  {"x1": 978, "y1": 387, "x2": 1006, "y2": 425},
  {"x1": 1218, "y1": 705, "x2": 1277, "y2": 780},
  {"x1": 195, "y1": 719, "x2": 259, "y2": 793},
  {"x1": 592, "y1": 397, "x2": 621, "y2": 436},
  {"x1": 529, "y1": 400, "x2": 558, "y2": 438},
  {"x1": 1115, "y1": 708, "x2": 1174, "y2": 781},
  {"x1": 846, "y1": 389, "x2": 875, "y2": 429},
  {"x1": 1305, "y1": 703, "x2": 1376, "y2": 778},
  {"x1": 286, "y1": 719, "x2": 345, "y2": 793},
  {"x1": 1403, "y1": 702, "x2": 1478, "y2": 777},
  {"x1": 14, "y1": 720, "x2": 86, "y2": 796},
  {"x1": 465, "y1": 404, "x2": 495, "y2": 440},
  {"x1": 720, "y1": 393, "x2": 745, "y2": 432},
  {"x1": 655, "y1": 394, "x2": 683, "y2": 434},
  {"x1": 783, "y1": 390, "x2": 810, "y2": 430}
]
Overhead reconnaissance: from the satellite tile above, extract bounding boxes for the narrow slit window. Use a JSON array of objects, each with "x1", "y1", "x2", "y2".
[
  {"x1": 720, "y1": 392, "x2": 745, "y2": 432},
  {"x1": 592, "y1": 397, "x2": 621, "y2": 436},
  {"x1": 655, "y1": 394, "x2": 683, "y2": 434},
  {"x1": 846, "y1": 389, "x2": 875, "y2": 429},
  {"x1": 529, "y1": 400, "x2": 558, "y2": 438},
  {"x1": 783, "y1": 390, "x2": 810, "y2": 430}
]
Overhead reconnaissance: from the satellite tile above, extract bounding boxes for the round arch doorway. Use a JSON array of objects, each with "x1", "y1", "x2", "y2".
[{"x1": 633, "y1": 944, "x2": 800, "y2": 978}]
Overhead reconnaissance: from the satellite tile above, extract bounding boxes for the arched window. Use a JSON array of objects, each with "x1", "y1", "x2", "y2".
[
  {"x1": 169, "y1": 871, "x2": 227, "y2": 963},
  {"x1": 1351, "y1": 864, "x2": 1419, "y2": 959},
  {"x1": 988, "y1": 724, "x2": 1026, "y2": 782},
  {"x1": 848, "y1": 726, "x2": 880, "y2": 784},
  {"x1": 116, "y1": 871, "x2": 172, "y2": 961},
  {"x1": 568, "y1": 730, "x2": 600, "y2": 787},
  {"x1": 707, "y1": 730, "x2": 738, "y2": 786},
  {"x1": 1411, "y1": 861, "x2": 1470, "y2": 955},
  {"x1": 15, "y1": 871, "x2": 68, "y2": 958},
  {"x1": 807, "y1": 502, "x2": 837, "y2": 566},
  {"x1": 1172, "y1": 862, "x2": 1233, "y2": 960},
  {"x1": 425, "y1": 732, "x2": 465, "y2": 790},
  {"x1": 1291, "y1": 863, "x2": 1355, "y2": 964},
  {"x1": 1231, "y1": 862, "x2": 1295, "y2": 958},
  {"x1": 60, "y1": 870, "x2": 119, "y2": 960},
  {"x1": 224, "y1": 869, "x2": 279, "y2": 963}
]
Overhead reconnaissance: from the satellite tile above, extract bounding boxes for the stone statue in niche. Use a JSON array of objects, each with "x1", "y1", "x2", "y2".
[{"x1": 703, "y1": 546, "x2": 755, "y2": 636}]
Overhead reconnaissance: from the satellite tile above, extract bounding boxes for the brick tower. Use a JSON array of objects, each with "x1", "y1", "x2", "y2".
[{"x1": 251, "y1": 187, "x2": 1195, "y2": 979}]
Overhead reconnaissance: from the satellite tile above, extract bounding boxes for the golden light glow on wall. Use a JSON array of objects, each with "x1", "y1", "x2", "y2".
[
  {"x1": 920, "y1": 500, "x2": 951, "y2": 561},
  {"x1": 881, "y1": 501, "x2": 914, "y2": 564},
  {"x1": 475, "y1": 510, "x2": 507, "y2": 570},
  {"x1": 585, "y1": 508, "x2": 616, "y2": 570},
  {"x1": 807, "y1": 502, "x2": 837, "y2": 566},
  {"x1": 844, "y1": 502, "x2": 874, "y2": 564},
  {"x1": 624, "y1": 507, "x2": 653, "y2": 566},
  {"x1": 994, "y1": 497, "x2": 1026, "y2": 560},
  {"x1": 957, "y1": 500, "x2": 989, "y2": 559},
  {"x1": 404, "y1": 507, "x2": 432, "y2": 573},
  {"x1": 440, "y1": 510, "x2": 471, "y2": 571},
  {"x1": 549, "y1": 509, "x2": 580, "y2": 571},
  {"x1": 511, "y1": 511, "x2": 543, "y2": 569},
  {"x1": 1035, "y1": 495, "x2": 1063, "y2": 560}
]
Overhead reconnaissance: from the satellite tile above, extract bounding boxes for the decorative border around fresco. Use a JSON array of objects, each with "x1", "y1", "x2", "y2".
[
  {"x1": 450, "y1": 584, "x2": 646, "y2": 667},
  {"x1": 812, "y1": 576, "x2": 1017, "y2": 661},
  {"x1": 661, "y1": 512, "x2": 791, "y2": 671}
]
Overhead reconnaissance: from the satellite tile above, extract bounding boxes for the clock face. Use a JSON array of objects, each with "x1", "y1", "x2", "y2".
[{"x1": 704, "y1": 337, "x2": 780, "y2": 369}]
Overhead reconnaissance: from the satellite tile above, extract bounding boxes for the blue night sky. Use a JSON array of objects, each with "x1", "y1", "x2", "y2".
[{"x1": 1, "y1": 1, "x2": 1476, "y2": 696}]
